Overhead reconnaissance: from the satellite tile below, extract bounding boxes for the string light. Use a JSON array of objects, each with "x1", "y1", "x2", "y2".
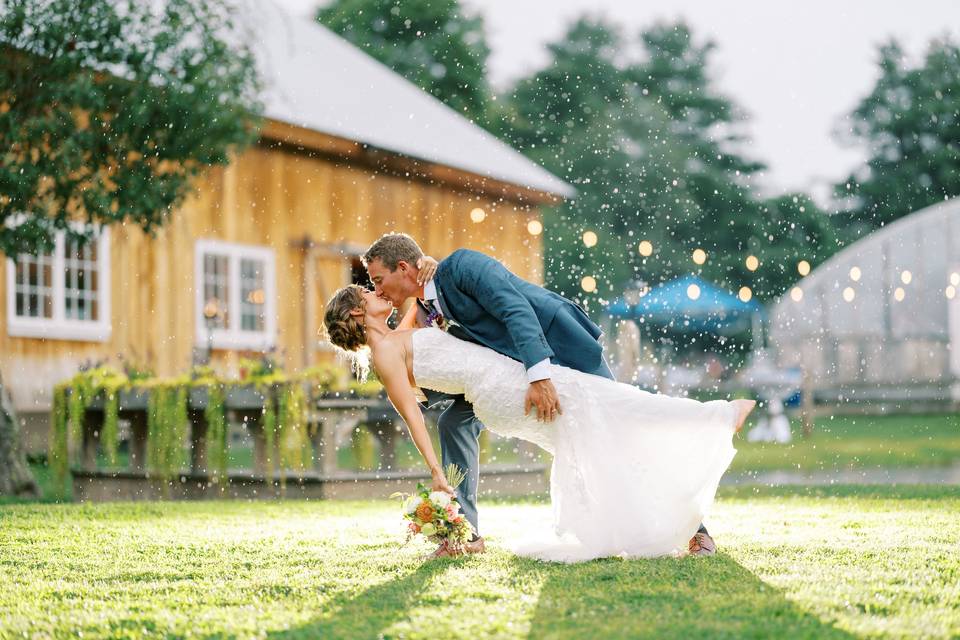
[
  {"x1": 843, "y1": 287, "x2": 855, "y2": 302},
  {"x1": 581, "y1": 276, "x2": 597, "y2": 293},
  {"x1": 687, "y1": 284, "x2": 701, "y2": 300},
  {"x1": 638, "y1": 240, "x2": 653, "y2": 257},
  {"x1": 738, "y1": 286, "x2": 753, "y2": 302},
  {"x1": 582, "y1": 231, "x2": 598, "y2": 248},
  {"x1": 692, "y1": 249, "x2": 707, "y2": 265},
  {"x1": 745, "y1": 255, "x2": 759, "y2": 271},
  {"x1": 894, "y1": 287, "x2": 905, "y2": 302},
  {"x1": 527, "y1": 220, "x2": 543, "y2": 236},
  {"x1": 790, "y1": 287, "x2": 803, "y2": 302},
  {"x1": 947, "y1": 286, "x2": 956, "y2": 300},
  {"x1": 951, "y1": 272, "x2": 960, "y2": 287},
  {"x1": 849, "y1": 266, "x2": 861, "y2": 282},
  {"x1": 901, "y1": 270, "x2": 912, "y2": 285},
  {"x1": 798, "y1": 260, "x2": 811, "y2": 276},
  {"x1": 470, "y1": 208, "x2": 486, "y2": 223}
]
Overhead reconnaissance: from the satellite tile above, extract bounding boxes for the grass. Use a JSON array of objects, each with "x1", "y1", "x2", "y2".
[
  {"x1": 1, "y1": 486, "x2": 958, "y2": 639},
  {"x1": 732, "y1": 413, "x2": 960, "y2": 473}
]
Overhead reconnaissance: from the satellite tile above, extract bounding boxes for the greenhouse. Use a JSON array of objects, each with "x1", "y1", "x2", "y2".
[{"x1": 769, "y1": 197, "x2": 960, "y2": 404}]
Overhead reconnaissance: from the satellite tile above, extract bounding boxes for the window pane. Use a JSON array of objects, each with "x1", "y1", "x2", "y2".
[
  {"x1": 202, "y1": 253, "x2": 230, "y2": 329},
  {"x1": 63, "y1": 237, "x2": 90, "y2": 321},
  {"x1": 240, "y1": 257, "x2": 266, "y2": 332},
  {"x1": 14, "y1": 249, "x2": 54, "y2": 319}
]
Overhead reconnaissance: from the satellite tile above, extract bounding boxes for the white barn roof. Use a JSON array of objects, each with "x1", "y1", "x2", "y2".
[{"x1": 250, "y1": 5, "x2": 574, "y2": 199}]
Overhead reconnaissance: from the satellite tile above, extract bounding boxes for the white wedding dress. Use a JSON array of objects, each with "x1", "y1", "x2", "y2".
[{"x1": 411, "y1": 328, "x2": 739, "y2": 563}]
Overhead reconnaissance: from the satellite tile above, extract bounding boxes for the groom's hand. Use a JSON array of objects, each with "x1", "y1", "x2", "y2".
[{"x1": 525, "y1": 379, "x2": 562, "y2": 422}]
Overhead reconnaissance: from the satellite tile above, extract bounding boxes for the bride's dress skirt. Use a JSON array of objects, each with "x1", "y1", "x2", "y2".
[{"x1": 412, "y1": 329, "x2": 738, "y2": 562}]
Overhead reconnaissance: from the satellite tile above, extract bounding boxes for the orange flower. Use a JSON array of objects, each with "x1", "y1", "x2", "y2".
[{"x1": 415, "y1": 502, "x2": 435, "y2": 522}]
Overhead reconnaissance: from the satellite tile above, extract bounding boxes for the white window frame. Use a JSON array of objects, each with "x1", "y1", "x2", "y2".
[
  {"x1": 194, "y1": 239, "x2": 277, "y2": 352},
  {"x1": 5, "y1": 227, "x2": 111, "y2": 342}
]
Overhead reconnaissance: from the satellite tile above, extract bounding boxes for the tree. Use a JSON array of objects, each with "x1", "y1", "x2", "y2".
[
  {"x1": 0, "y1": 0, "x2": 262, "y2": 256},
  {"x1": 496, "y1": 19, "x2": 832, "y2": 308},
  {"x1": 0, "y1": 0, "x2": 262, "y2": 497},
  {"x1": 317, "y1": 0, "x2": 491, "y2": 123},
  {"x1": 835, "y1": 38, "x2": 960, "y2": 231}
]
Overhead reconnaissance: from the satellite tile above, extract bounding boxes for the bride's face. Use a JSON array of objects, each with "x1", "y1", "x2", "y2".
[{"x1": 360, "y1": 288, "x2": 393, "y2": 321}]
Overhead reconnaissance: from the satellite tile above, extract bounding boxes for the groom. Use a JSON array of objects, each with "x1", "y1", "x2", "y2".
[{"x1": 363, "y1": 233, "x2": 716, "y2": 557}]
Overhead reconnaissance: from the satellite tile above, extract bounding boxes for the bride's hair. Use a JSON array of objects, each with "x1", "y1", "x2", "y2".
[{"x1": 321, "y1": 285, "x2": 371, "y2": 378}]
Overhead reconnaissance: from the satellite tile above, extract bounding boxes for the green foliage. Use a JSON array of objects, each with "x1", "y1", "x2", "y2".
[
  {"x1": 317, "y1": 0, "x2": 490, "y2": 123},
  {"x1": 202, "y1": 383, "x2": 228, "y2": 482},
  {"x1": 494, "y1": 19, "x2": 837, "y2": 305},
  {"x1": 101, "y1": 390, "x2": 119, "y2": 465},
  {"x1": 146, "y1": 385, "x2": 188, "y2": 487},
  {"x1": 47, "y1": 386, "x2": 68, "y2": 497},
  {"x1": 0, "y1": 0, "x2": 261, "y2": 256},
  {"x1": 835, "y1": 37, "x2": 960, "y2": 235}
]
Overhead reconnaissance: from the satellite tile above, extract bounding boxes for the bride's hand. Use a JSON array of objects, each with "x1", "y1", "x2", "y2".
[
  {"x1": 431, "y1": 467, "x2": 456, "y2": 495},
  {"x1": 417, "y1": 256, "x2": 438, "y2": 285}
]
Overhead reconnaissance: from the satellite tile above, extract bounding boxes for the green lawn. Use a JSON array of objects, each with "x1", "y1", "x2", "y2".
[
  {"x1": 732, "y1": 413, "x2": 960, "y2": 472},
  {"x1": 1, "y1": 486, "x2": 957, "y2": 639}
]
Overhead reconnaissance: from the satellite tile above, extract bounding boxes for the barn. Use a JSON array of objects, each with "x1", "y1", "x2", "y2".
[{"x1": 0, "y1": 8, "x2": 572, "y2": 454}]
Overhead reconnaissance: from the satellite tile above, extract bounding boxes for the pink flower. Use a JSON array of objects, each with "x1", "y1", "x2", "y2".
[
  {"x1": 445, "y1": 504, "x2": 458, "y2": 519},
  {"x1": 408, "y1": 522, "x2": 421, "y2": 534}
]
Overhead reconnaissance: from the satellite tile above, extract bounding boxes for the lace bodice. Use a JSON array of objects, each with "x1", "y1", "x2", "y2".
[{"x1": 412, "y1": 327, "x2": 561, "y2": 453}]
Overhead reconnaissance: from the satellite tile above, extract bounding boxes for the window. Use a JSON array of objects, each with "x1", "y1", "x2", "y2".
[
  {"x1": 5, "y1": 227, "x2": 111, "y2": 341},
  {"x1": 195, "y1": 239, "x2": 276, "y2": 351}
]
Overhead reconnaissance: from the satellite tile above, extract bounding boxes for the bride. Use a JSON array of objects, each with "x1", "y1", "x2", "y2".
[{"x1": 323, "y1": 285, "x2": 755, "y2": 562}]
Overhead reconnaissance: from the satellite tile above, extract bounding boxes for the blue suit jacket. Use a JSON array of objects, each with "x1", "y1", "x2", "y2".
[{"x1": 432, "y1": 249, "x2": 610, "y2": 378}]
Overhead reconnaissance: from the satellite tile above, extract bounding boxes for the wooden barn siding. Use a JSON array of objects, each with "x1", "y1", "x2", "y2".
[{"x1": 0, "y1": 143, "x2": 545, "y2": 412}]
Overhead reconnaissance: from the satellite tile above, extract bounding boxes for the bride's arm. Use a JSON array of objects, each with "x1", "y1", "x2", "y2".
[{"x1": 373, "y1": 340, "x2": 454, "y2": 494}]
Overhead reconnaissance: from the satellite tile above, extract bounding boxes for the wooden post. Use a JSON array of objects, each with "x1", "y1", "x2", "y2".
[
  {"x1": 237, "y1": 409, "x2": 269, "y2": 476},
  {"x1": 122, "y1": 410, "x2": 149, "y2": 473},
  {"x1": 314, "y1": 410, "x2": 344, "y2": 476},
  {"x1": 81, "y1": 409, "x2": 103, "y2": 471},
  {"x1": 188, "y1": 408, "x2": 208, "y2": 474},
  {"x1": 372, "y1": 418, "x2": 399, "y2": 470}
]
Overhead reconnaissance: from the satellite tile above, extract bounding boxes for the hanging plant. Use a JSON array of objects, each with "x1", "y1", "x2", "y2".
[
  {"x1": 48, "y1": 385, "x2": 70, "y2": 496},
  {"x1": 279, "y1": 382, "x2": 309, "y2": 472},
  {"x1": 147, "y1": 385, "x2": 188, "y2": 486},
  {"x1": 203, "y1": 382, "x2": 228, "y2": 483},
  {"x1": 262, "y1": 392, "x2": 277, "y2": 482},
  {"x1": 101, "y1": 390, "x2": 120, "y2": 466}
]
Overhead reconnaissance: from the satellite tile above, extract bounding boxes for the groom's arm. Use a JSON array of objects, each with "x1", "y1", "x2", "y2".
[
  {"x1": 446, "y1": 250, "x2": 563, "y2": 422},
  {"x1": 448, "y1": 250, "x2": 553, "y2": 370}
]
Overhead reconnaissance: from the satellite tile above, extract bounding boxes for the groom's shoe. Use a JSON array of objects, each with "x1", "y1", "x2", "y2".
[
  {"x1": 464, "y1": 535, "x2": 486, "y2": 554},
  {"x1": 688, "y1": 532, "x2": 717, "y2": 556}
]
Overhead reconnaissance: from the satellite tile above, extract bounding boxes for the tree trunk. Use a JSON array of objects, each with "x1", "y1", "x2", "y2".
[{"x1": 0, "y1": 373, "x2": 40, "y2": 498}]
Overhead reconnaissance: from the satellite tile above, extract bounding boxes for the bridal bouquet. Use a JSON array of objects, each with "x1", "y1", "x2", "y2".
[{"x1": 391, "y1": 464, "x2": 473, "y2": 554}]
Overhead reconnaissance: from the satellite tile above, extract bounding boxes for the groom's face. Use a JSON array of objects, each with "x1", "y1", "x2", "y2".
[{"x1": 366, "y1": 257, "x2": 416, "y2": 307}]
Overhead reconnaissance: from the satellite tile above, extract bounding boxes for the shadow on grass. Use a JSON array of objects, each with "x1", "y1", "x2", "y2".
[
  {"x1": 265, "y1": 555, "x2": 454, "y2": 640},
  {"x1": 512, "y1": 552, "x2": 857, "y2": 640}
]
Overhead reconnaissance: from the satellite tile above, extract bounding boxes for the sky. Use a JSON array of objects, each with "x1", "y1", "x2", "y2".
[{"x1": 280, "y1": 0, "x2": 959, "y2": 203}]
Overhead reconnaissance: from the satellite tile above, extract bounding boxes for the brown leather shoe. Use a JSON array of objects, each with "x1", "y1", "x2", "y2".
[
  {"x1": 464, "y1": 536, "x2": 485, "y2": 554},
  {"x1": 688, "y1": 532, "x2": 717, "y2": 556}
]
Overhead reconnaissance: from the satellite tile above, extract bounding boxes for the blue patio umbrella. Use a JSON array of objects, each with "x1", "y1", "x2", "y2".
[{"x1": 607, "y1": 275, "x2": 763, "y2": 335}]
